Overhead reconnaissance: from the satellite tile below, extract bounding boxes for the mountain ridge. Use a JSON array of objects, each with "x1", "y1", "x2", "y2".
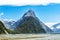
[
  {"x1": 0, "y1": 9, "x2": 53, "y2": 34},
  {"x1": 12, "y1": 9, "x2": 53, "y2": 33}
]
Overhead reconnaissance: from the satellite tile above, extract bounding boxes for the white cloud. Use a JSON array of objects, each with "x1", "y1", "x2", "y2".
[
  {"x1": 45, "y1": 22, "x2": 58, "y2": 28},
  {"x1": 3, "y1": 19, "x2": 8, "y2": 21},
  {"x1": 56, "y1": 25, "x2": 60, "y2": 29},
  {"x1": 3, "y1": 19, "x2": 13, "y2": 21},
  {"x1": 9, "y1": 19, "x2": 13, "y2": 21},
  {"x1": 0, "y1": 0, "x2": 60, "y2": 6},
  {"x1": 45, "y1": 22, "x2": 59, "y2": 29},
  {"x1": 0, "y1": 12, "x2": 4, "y2": 16}
]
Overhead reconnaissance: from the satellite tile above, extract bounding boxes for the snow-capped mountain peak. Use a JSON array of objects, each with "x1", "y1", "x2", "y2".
[{"x1": 23, "y1": 9, "x2": 36, "y2": 17}]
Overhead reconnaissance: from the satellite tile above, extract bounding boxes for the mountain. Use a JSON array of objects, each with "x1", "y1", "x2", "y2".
[
  {"x1": 23, "y1": 9, "x2": 36, "y2": 18},
  {"x1": 3, "y1": 20, "x2": 15, "y2": 30},
  {"x1": 0, "y1": 21, "x2": 8, "y2": 34},
  {"x1": 13, "y1": 9, "x2": 53, "y2": 34},
  {"x1": 52, "y1": 23, "x2": 60, "y2": 33},
  {"x1": 0, "y1": 20, "x2": 17, "y2": 34},
  {"x1": 12, "y1": 9, "x2": 37, "y2": 29}
]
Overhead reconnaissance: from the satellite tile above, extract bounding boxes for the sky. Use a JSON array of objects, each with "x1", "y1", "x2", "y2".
[{"x1": 0, "y1": 0, "x2": 60, "y2": 27}]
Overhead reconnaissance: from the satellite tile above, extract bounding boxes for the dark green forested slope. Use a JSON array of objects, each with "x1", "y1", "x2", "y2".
[
  {"x1": 15, "y1": 17, "x2": 46, "y2": 34},
  {"x1": 0, "y1": 21, "x2": 15, "y2": 34},
  {"x1": 0, "y1": 21, "x2": 8, "y2": 34}
]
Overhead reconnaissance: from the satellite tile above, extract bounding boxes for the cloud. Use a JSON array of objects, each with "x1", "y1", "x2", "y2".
[
  {"x1": 0, "y1": 0, "x2": 60, "y2": 6},
  {"x1": 0, "y1": 12, "x2": 4, "y2": 16},
  {"x1": 56, "y1": 25, "x2": 60, "y2": 29},
  {"x1": 45, "y1": 22, "x2": 59, "y2": 29},
  {"x1": 45, "y1": 22, "x2": 58, "y2": 28},
  {"x1": 3, "y1": 19, "x2": 8, "y2": 21},
  {"x1": 3, "y1": 19, "x2": 12, "y2": 21},
  {"x1": 9, "y1": 19, "x2": 13, "y2": 21}
]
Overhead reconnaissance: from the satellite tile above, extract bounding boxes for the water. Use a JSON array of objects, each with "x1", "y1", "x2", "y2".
[{"x1": 0, "y1": 34, "x2": 60, "y2": 40}]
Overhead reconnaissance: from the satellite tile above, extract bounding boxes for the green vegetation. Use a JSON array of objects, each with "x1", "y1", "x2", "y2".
[
  {"x1": 0, "y1": 21, "x2": 15, "y2": 34},
  {"x1": 0, "y1": 21, "x2": 8, "y2": 34},
  {"x1": 0, "y1": 16, "x2": 52, "y2": 34},
  {"x1": 15, "y1": 16, "x2": 46, "y2": 34}
]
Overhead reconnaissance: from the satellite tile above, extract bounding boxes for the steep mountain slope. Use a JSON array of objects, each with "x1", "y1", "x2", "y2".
[
  {"x1": 12, "y1": 9, "x2": 37, "y2": 29},
  {"x1": 15, "y1": 17, "x2": 46, "y2": 33},
  {"x1": 13, "y1": 9, "x2": 53, "y2": 34},
  {"x1": 0, "y1": 21, "x2": 8, "y2": 34}
]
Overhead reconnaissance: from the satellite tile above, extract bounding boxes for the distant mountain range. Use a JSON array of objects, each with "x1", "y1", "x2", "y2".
[
  {"x1": 0, "y1": 9, "x2": 53, "y2": 34},
  {"x1": 52, "y1": 23, "x2": 60, "y2": 33},
  {"x1": 3, "y1": 20, "x2": 15, "y2": 30}
]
